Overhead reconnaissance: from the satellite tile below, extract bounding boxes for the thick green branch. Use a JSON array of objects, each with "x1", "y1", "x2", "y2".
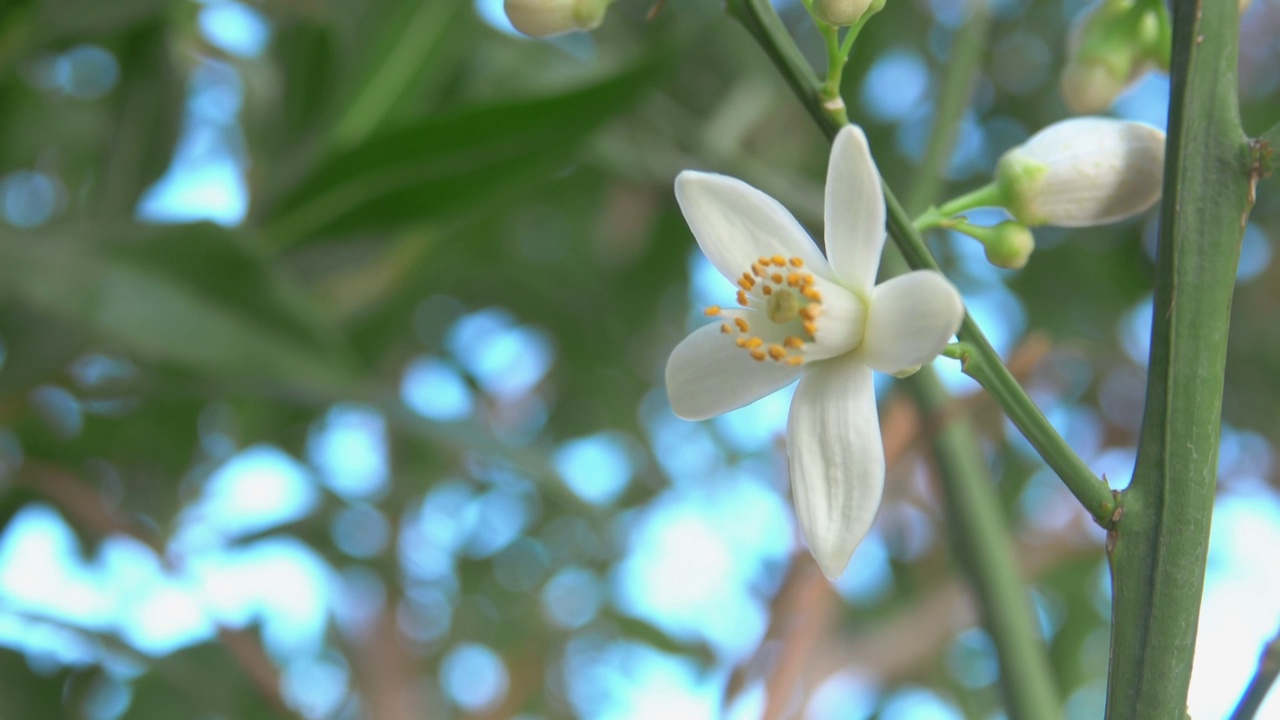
[
  {"x1": 725, "y1": 0, "x2": 1115, "y2": 526},
  {"x1": 1105, "y1": 0, "x2": 1253, "y2": 716}
]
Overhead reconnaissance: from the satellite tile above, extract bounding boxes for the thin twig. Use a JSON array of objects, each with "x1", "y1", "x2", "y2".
[{"x1": 1230, "y1": 627, "x2": 1280, "y2": 720}]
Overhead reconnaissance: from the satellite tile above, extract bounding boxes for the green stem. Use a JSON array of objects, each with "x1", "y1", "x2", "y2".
[
  {"x1": 903, "y1": 366, "x2": 1062, "y2": 720},
  {"x1": 1105, "y1": 0, "x2": 1253, "y2": 716},
  {"x1": 896, "y1": 11, "x2": 1060, "y2": 718},
  {"x1": 725, "y1": 0, "x2": 1115, "y2": 526},
  {"x1": 1230, "y1": 629, "x2": 1280, "y2": 720}
]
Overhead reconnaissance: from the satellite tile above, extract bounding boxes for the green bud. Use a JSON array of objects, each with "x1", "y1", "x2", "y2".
[
  {"x1": 982, "y1": 222, "x2": 1036, "y2": 270},
  {"x1": 1061, "y1": 0, "x2": 1165, "y2": 112}
]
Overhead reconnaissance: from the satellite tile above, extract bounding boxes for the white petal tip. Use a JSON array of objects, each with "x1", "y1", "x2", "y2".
[{"x1": 812, "y1": 548, "x2": 854, "y2": 581}]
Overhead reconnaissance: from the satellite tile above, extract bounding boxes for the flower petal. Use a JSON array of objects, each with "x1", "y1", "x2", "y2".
[
  {"x1": 824, "y1": 125, "x2": 887, "y2": 294},
  {"x1": 675, "y1": 171, "x2": 836, "y2": 284},
  {"x1": 860, "y1": 271, "x2": 964, "y2": 376},
  {"x1": 666, "y1": 318, "x2": 804, "y2": 421},
  {"x1": 786, "y1": 356, "x2": 882, "y2": 579}
]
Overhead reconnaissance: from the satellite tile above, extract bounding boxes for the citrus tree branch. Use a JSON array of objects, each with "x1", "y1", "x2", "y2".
[{"x1": 1104, "y1": 0, "x2": 1254, "y2": 714}]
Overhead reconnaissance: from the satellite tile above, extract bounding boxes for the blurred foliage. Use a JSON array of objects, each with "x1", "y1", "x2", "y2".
[{"x1": 0, "y1": 0, "x2": 1277, "y2": 719}]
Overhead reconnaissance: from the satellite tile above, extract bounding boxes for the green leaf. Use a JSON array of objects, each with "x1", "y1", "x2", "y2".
[
  {"x1": 0, "y1": 648, "x2": 77, "y2": 720},
  {"x1": 329, "y1": 0, "x2": 474, "y2": 147},
  {"x1": 124, "y1": 642, "x2": 281, "y2": 720},
  {"x1": 263, "y1": 59, "x2": 666, "y2": 246},
  {"x1": 0, "y1": 224, "x2": 354, "y2": 394},
  {"x1": 94, "y1": 21, "x2": 183, "y2": 217}
]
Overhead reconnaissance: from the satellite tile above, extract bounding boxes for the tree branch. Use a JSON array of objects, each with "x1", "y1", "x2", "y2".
[{"x1": 1230, "y1": 627, "x2": 1280, "y2": 720}]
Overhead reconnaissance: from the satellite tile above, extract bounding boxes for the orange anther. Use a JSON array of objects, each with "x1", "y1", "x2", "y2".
[
  {"x1": 752, "y1": 263, "x2": 766, "y2": 278},
  {"x1": 800, "y1": 306, "x2": 819, "y2": 320},
  {"x1": 803, "y1": 321, "x2": 818, "y2": 337},
  {"x1": 762, "y1": 285, "x2": 773, "y2": 295},
  {"x1": 704, "y1": 306, "x2": 722, "y2": 317},
  {"x1": 750, "y1": 349, "x2": 767, "y2": 361},
  {"x1": 735, "y1": 337, "x2": 749, "y2": 347},
  {"x1": 802, "y1": 287, "x2": 822, "y2": 301},
  {"x1": 786, "y1": 273, "x2": 802, "y2": 287},
  {"x1": 789, "y1": 257, "x2": 804, "y2": 267},
  {"x1": 734, "y1": 318, "x2": 750, "y2": 333},
  {"x1": 738, "y1": 277, "x2": 755, "y2": 291},
  {"x1": 784, "y1": 337, "x2": 804, "y2": 349},
  {"x1": 737, "y1": 290, "x2": 749, "y2": 306},
  {"x1": 721, "y1": 323, "x2": 733, "y2": 334},
  {"x1": 757, "y1": 256, "x2": 771, "y2": 267},
  {"x1": 771, "y1": 255, "x2": 786, "y2": 266},
  {"x1": 770, "y1": 273, "x2": 784, "y2": 284},
  {"x1": 785, "y1": 356, "x2": 805, "y2": 366},
  {"x1": 746, "y1": 337, "x2": 764, "y2": 349},
  {"x1": 768, "y1": 345, "x2": 786, "y2": 360}
]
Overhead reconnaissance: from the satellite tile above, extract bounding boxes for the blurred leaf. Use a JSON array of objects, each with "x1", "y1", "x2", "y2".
[
  {"x1": 33, "y1": 0, "x2": 171, "y2": 45},
  {"x1": 0, "y1": 224, "x2": 355, "y2": 393},
  {"x1": 610, "y1": 612, "x2": 717, "y2": 667},
  {"x1": 94, "y1": 21, "x2": 183, "y2": 217},
  {"x1": 0, "y1": 648, "x2": 75, "y2": 720},
  {"x1": 264, "y1": 58, "x2": 667, "y2": 246},
  {"x1": 329, "y1": 0, "x2": 474, "y2": 147},
  {"x1": 124, "y1": 641, "x2": 281, "y2": 720}
]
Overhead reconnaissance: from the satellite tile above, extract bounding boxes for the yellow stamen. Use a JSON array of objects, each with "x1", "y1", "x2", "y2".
[
  {"x1": 785, "y1": 356, "x2": 805, "y2": 366},
  {"x1": 768, "y1": 345, "x2": 786, "y2": 361},
  {"x1": 734, "y1": 317, "x2": 750, "y2": 333},
  {"x1": 786, "y1": 273, "x2": 802, "y2": 287},
  {"x1": 803, "y1": 321, "x2": 818, "y2": 337},
  {"x1": 757, "y1": 256, "x2": 770, "y2": 267},
  {"x1": 789, "y1": 257, "x2": 804, "y2": 267},
  {"x1": 784, "y1": 337, "x2": 804, "y2": 349},
  {"x1": 735, "y1": 338, "x2": 749, "y2": 347},
  {"x1": 770, "y1": 273, "x2": 784, "y2": 284},
  {"x1": 771, "y1": 255, "x2": 786, "y2": 266},
  {"x1": 745, "y1": 337, "x2": 764, "y2": 349},
  {"x1": 750, "y1": 349, "x2": 767, "y2": 361},
  {"x1": 800, "y1": 306, "x2": 819, "y2": 320},
  {"x1": 737, "y1": 290, "x2": 749, "y2": 306},
  {"x1": 802, "y1": 287, "x2": 822, "y2": 301},
  {"x1": 762, "y1": 285, "x2": 773, "y2": 295},
  {"x1": 752, "y1": 263, "x2": 766, "y2": 278},
  {"x1": 720, "y1": 323, "x2": 732, "y2": 334},
  {"x1": 704, "y1": 306, "x2": 722, "y2": 317},
  {"x1": 738, "y1": 277, "x2": 755, "y2": 291}
]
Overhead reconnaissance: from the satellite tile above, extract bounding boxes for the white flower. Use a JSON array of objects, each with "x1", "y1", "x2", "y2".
[
  {"x1": 665, "y1": 126, "x2": 964, "y2": 579},
  {"x1": 996, "y1": 117, "x2": 1165, "y2": 228},
  {"x1": 504, "y1": 0, "x2": 609, "y2": 38}
]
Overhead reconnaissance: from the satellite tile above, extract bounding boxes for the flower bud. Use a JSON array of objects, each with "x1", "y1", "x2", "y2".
[
  {"x1": 981, "y1": 222, "x2": 1035, "y2": 270},
  {"x1": 1060, "y1": 0, "x2": 1161, "y2": 112},
  {"x1": 995, "y1": 117, "x2": 1165, "y2": 228},
  {"x1": 813, "y1": 0, "x2": 874, "y2": 26},
  {"x1": 504, "y1": 0, "x2": 610, "y2": 38}
]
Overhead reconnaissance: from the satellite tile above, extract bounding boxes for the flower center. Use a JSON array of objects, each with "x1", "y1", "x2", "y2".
[{"x1": 703, "y1": 255, "x2": 824, "y2": 366}]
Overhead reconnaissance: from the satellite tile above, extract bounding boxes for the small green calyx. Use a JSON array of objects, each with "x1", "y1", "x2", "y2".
[
  {"x1": 767, "y1": 289, "x2": 801, "y2": 324},
  {"x1": 995, "y1": 152, "x2": 1049, "y2": 227}
]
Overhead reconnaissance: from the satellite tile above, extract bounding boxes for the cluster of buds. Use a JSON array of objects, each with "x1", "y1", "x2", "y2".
[
  {"x1": 504, "y1": 0, "x2": 614, "y2": 38},
  {"x1": 1060, "y1": 0, "x2": 1169, "y2": 112},
  {"x1": 924, "y1": 118, "x2": 1166, "y2": 270}
]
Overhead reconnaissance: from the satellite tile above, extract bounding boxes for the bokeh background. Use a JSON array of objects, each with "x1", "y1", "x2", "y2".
[{"x1": 1, "y1": 0, "x2": 1279, "y2": 718}]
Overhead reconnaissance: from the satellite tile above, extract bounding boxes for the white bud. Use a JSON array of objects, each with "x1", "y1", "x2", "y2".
[
  {"x1": 996, "y1": 117, "x2": 1165, "y2": 228},
  {"x1": 1060, "y1": 58, "x2": 1133, "y2": 114},
  {"x1": 813, "y1": 0, "x2": 875, "y2": 26},
  {"x1": 504, "y1": 0, "x2": 608, "y2": 38}
]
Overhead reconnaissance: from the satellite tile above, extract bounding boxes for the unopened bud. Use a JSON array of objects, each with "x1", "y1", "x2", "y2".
[
  {"x1": 504, "y1": 0, "x2": 610, "y2": 38},
  {"x1": 813, "y1": 0, "x2": 875, "y2": 26},
  {"x1": 995, "y1": 118, "x2": 1164, "y2": 228},
  {"x1": 1060, "y1": 0, "x2": 1162, "y2": 112},
  {"x1": 982, "y1": 222, "x2": 1035, "y2": 270}
]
